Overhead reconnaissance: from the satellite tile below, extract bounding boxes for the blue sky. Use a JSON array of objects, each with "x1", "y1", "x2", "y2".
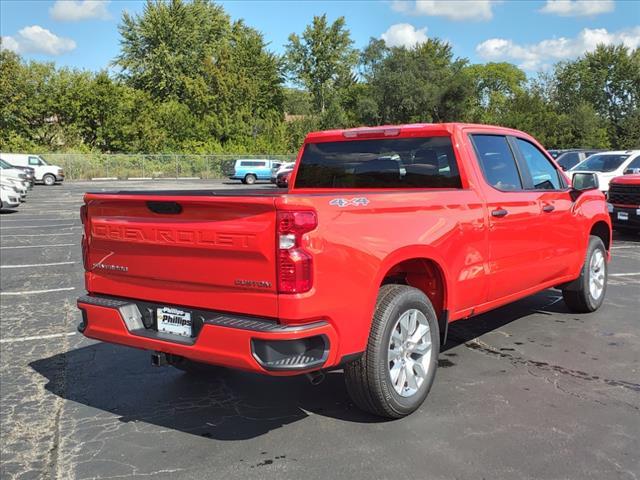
[{"x1": 1, "y1": 0, "x2": 639, "y2": 73}]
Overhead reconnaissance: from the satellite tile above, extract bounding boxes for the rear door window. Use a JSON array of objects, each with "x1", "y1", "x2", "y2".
[
  {"x1": 470, "y1": 135, "x2": 523, "y2": 191},
  {"x1": 515, "y1": 138, "x2": 562, "y2": 190},
  {"x1": 294, "y1": 136, "x2": 461, "y2": 189}
]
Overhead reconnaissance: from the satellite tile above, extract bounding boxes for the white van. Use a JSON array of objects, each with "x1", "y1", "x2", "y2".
[{"x1": 0, "y1": 153, "x2": 64, "y2": 186}]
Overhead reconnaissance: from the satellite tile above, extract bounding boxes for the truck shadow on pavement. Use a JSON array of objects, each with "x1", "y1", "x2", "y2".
[{"x1": 30, "y1": 289, "x2": 573, "y2": 440}]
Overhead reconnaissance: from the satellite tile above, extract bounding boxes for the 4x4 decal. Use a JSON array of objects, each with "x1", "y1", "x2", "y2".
[{"x1": 329, "y1": 197, "x2": 370, "y2": 207}]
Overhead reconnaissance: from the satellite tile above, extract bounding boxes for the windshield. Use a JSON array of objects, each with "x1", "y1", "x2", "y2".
[
  {"x1": 556, "y1": 152, "x2": 581, "y2": 170},
  {"x1": 0, "y1": 159, "x2": 12, "y2": 169},
  {"x1": 572, "y1": 154, "x2": 630, "y2": 173},
  {"x1": 294, "y1": 136, "x2": 461, "y2": 189}
]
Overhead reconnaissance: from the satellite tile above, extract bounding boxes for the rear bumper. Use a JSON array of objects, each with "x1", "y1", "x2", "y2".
[{"x1": 77, "y1": 294, "x2": 338, "y2": 375}]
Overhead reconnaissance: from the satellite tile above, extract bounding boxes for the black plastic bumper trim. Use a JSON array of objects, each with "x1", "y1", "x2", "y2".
[
  {"x1": 77, "y1": 294, "x2": 328, "y2": 334},
  {"x1": 250, "y1": 335, "x2": 329, "y2": 371}
]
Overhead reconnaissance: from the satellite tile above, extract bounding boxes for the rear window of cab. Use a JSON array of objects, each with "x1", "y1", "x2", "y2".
[{"x1": 294, "y1": 136, "x2": 462, "y2": 189}]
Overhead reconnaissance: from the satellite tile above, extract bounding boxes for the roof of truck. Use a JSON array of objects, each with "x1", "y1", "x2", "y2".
[{"x1": 304, "y1": 123, "x2": 531, "y2": 142}]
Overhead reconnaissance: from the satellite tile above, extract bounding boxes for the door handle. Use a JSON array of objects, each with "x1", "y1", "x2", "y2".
[
  {"x1": 491, "y1": 208, "x2": 508, "y2": 218},
  {"x1": 542, "y1": 204, "x2": 555, "y2": 213}
]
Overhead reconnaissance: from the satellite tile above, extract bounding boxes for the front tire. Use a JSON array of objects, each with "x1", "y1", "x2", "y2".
[
  {"x1": 344, "y1": 285, "x2": 440, "y2": 418},
  {"x1": 43, "y1": 174, "x2": 56, "y2": 186},
  {"x1": 562, "y1": 235, "x2": 607, "y2": 313}
]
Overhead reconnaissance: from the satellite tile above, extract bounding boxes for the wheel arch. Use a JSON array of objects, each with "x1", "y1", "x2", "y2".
[
  {"x1": 373, "y1": 248, "x2": 453, "y2": 343},
  {"x1": 590, "y1": 219, "x2": 611, "y2": 252}
]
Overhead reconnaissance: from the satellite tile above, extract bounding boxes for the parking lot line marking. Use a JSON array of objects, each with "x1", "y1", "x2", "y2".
[
  {"x1": 0, "y1": 224, "x2": 79, "y2": 230},
  {"x1": 0, "y1": 287, "x2": 75, "y2": 296},
  {"x1": 0, "y1": 332, "x2": 76, "y2": 344},
  {"x1": 609, "y1": 272, "x2": 640, "y2": 277},
  {"x1": 0, "y1": 217, "x2": 78, "y2": 222},
  {"x1": 611, "y1": 246, "x2": 639, "y2": 250},
  {"x1": 0, "y1": 243, "x2": 75, "y2": 250},
  {"x1": 0, "y1": 213, "x2": 78, "y2": 216},
  {"x1": 0, "y1": 218, "x2": 77, "y2": 223},
  {"x1": 0, "y1": 232, "x2": 77, "y2": 237},
  {"x1": 1, "y1": 261, "x2": 76, "y2": 269}
]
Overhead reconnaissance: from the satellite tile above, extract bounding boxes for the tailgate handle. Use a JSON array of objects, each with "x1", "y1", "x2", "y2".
[{"x1": 147, "y1": 201, "x2": 182, "y2": 214}]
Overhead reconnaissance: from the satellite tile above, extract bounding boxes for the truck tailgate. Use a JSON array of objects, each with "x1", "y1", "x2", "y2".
[{"x1": 84, "y1": 193, "x2": 278, "y2": 317}]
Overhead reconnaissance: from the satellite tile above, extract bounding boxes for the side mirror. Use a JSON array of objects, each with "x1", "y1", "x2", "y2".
[{"x1": 572, "y1": 172, "x2": 599, "y2": 191}]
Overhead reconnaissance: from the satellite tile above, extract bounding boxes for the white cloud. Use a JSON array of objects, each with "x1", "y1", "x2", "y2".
[
  {"x1": 0, "y1": 36, "x2": 20, "y2": 52},
  {"x1": 476, "y1": 26, "x2": 640, "y2": 70},
  {"x1": 391, "y1": 0, "x2": 498, "y2": 21},
  {"x1": 381, "y1": 24, "x2": 429, "y2": 48},
  {"x1": 540, "y1": 0, "x2": 614, "y2": 17},
  {"x1": 50, "y1": 0, "x2": 111, "y2": 21},
  {"x1": 0, "y1": 25, "x2": 76, "y2": 55}
]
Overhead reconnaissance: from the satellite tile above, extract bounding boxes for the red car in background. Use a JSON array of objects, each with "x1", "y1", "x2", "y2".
[
  {"x1": 607, "y1": 174, "x2": 640, "y2": 233},
  {"x1": 276, "y1": 167, "x2": 293, "y2": 188}
]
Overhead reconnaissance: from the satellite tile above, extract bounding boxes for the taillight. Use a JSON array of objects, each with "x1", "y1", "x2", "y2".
[
  {"x1": 80, "y1": 204, "x2": 89, "y2": 270},
  {"x1": 277, "y1": 210, "x2": 317, "y2": 293}
]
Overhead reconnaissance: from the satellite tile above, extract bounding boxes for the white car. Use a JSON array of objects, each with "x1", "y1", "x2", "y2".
[
  {"x1": 0, "y1": 173, "x2": 27, "y2": 202},
  {"x1": 0, "y1": 166, "x2": 29, "y2": 200},
  {"x1": 570, "y1": 150, "x2": 640, "y2": 193},
  {"x1": 0, "y1": 180, "x2": 21, "y2": 210},
  {"x1": 0, "y1": 153, "x2": 64, "y2": 186}
]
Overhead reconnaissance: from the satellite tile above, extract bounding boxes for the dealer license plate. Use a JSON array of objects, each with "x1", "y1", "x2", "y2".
[
  {"x1": 157, "y1": 307, "x2": 192, "y2": 337},
  {"x1": 617, "y1": 211, "x2": 629, "y2": 221}
]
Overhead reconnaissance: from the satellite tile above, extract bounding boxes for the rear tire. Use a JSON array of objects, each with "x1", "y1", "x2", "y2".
[
  {"x1": 43, "y1": 174, "x2": 56, "y2": 186},
  {"x1": 344, "y1": 284, "x2": 440, "y2": 419},
  {"x1": 244, "y1": 174, "x2": 256, "y2": 185},
  {"x1": 562, "y1": 235, "x2": 607, "y2": 313}
]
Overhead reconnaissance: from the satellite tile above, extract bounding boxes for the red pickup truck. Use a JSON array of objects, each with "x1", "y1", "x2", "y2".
[
  {"x1": 77, "y1": 123, "x2": 611, "y2": 418},
  {"x1": 607, "y1": 174, "x2": 640, "y2": 233}
]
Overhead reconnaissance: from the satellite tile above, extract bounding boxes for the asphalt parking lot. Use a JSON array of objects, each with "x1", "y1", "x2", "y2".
[{"x1": 1, "y1": 180, "x2": 639, "y2": 480}]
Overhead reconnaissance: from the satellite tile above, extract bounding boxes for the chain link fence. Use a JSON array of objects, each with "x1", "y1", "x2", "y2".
[{"x1": 37, "y1": 154, "x2": 296, "y2": 181}]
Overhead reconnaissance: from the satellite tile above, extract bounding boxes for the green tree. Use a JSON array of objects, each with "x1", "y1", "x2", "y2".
[
  {"x1": 115, "y1": 0, "x2": 284, "y2": 151},
  {"x1": 284, "y1": 15, "x2": 357, "y2": 113},
  {"x1": 115, "y1": 0, "x2": 229, "y2": 101},
  {"x1": 465, "y1": 62, "x2": 527, "y2": 123},
  {"x1": 284, "y1": 88, "x2": 313, "y2": 115},
  {"x1": 554, "y1": 44, "x2": 640, "y2": 147},
  {"x1": 360, "y1": 38, "x2": 473, "y2": 124}
]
